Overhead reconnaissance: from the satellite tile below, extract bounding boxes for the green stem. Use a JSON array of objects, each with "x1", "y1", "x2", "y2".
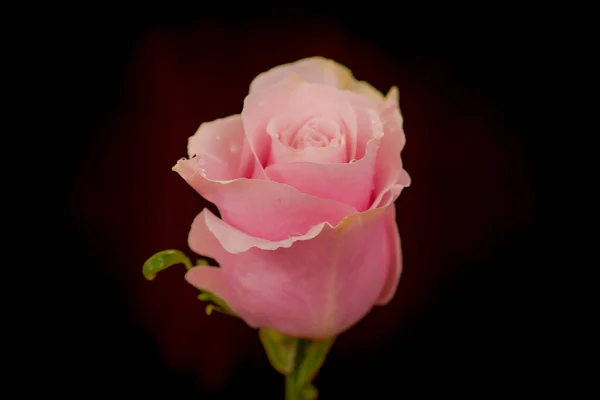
[
  {"x1": 285, "y1": 338, "x2": 308, "y2": 400},
  {"x1": 285, "y1": 373, "x2": 299, "y2": 400}
]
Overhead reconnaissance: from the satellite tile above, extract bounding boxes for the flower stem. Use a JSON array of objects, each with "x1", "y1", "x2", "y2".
[
  {"x1": 285, "y1": 373, "x2": 300, "y2": 400},
  {"x1": 285, "y1": 338, "x2": 308, "y2": 400}
]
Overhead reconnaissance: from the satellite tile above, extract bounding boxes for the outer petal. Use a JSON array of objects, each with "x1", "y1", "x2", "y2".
[
  {"x1": 186, "y1": 114, "x2": 255, "y2": 180},
  {"x1": 265, "y1": 122, "x2": 383, "y2": 212},
  {"x1": 185, "y1": 265, "x2": 232, "y2": 308},
  {"x1": 347, "y1": 80, "x2": 386, "y2": 105},
  {"x1": 375, "y1": 205, "x2": 403, "y2": 305},
  {"x1": 371, "y1": 174, "x2": 410, "y2": 210},
  {"x1": 249, "y1": 57, "x2": 385, "y2": 106},
  {"x1": 371, "y1": 87, "x2": 411, "y2": 209},
  {"x1": 185, "y1": 206, "x2": 397, "y2": 339},
  {"x1": 249, "y1": 57, "x2": 354, "y2": 93},
  {"x1": 344, "y1": 90, "x2": 377, "y2": 109},
  {"x1": 173, "y1": 158, "x2": 355, "y2": 240}
]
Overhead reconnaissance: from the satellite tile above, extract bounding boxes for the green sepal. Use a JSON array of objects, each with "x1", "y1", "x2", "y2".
[
  {"x1": 259, "y1": 329, "x2": 298, "y2": 375},
  {"x1": 301, "y1": 383, "x2": 318, "y2": 400},
  {"x1": 142, "y1": 249, "x2": 192, "y2": 280},
  {"x1": 259, "y1": 330, "x2": 336, "y2": 399},
  {"x1": 143, "y1": 250, "x2": 235, "y2": 316},
  {"x1": 296, "y1": 336, "x2": 336, "y2": 388},
  {"x1": 197, "y1": 291, "x2": 237, "y2": 317}
]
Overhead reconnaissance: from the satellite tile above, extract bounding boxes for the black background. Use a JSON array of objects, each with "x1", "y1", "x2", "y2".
[{"x1": 30, "y1": 4, "x2": 549, "y2": 398}]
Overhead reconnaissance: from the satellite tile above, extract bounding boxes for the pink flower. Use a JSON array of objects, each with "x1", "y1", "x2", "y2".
[{"x1": 174, "y1": 57, "x2": 410, "y2": 339}]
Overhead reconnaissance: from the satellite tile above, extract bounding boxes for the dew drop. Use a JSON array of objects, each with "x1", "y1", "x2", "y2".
[{"x1": 230, "y1": 143, "x2": 240, "y2": 153}]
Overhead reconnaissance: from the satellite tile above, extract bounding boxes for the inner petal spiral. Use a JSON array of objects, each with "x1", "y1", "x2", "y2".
[
  {"x1": 267, "y1": 114, "x2": 348, "y2": 165},
  {"x1": 289, "y1": 118, "x2": 343, "y2": 150}
]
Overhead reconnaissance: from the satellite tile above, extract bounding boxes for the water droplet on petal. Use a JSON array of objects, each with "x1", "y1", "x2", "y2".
[{"x1": 230, "y1": 143, "x2": 240, "y2": 153}]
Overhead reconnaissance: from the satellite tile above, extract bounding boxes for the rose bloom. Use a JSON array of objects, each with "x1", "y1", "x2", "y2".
[{"x1": 174, "y1": 57, "x2": 410, "y2": 339}]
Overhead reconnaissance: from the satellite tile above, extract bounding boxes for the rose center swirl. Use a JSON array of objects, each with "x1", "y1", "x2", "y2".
[{"x1": 287, "y1": 117, "x2": 344, "y2": 150}]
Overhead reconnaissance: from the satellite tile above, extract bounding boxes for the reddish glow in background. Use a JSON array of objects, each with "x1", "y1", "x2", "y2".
[{"x1": 63, "y1": 10, "x2": 536, "y2": 398}]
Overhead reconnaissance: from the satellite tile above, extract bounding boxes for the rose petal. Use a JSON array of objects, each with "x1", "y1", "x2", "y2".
[
  {"x1": 249, "y1": 57, "x2": 354, "y2": 93},
  {"x1": 347, "y1": 80, "x2": 385, "y2": 105},
  {"x1": 185, "y1": 265, "x2": 233, "y2": 309},
  {"x1": 343, "y1": 92, "x2": 383, "y2": 160},
  {"x1": 267, "y1": 115, "x2": 347, "y2": 164},
  {"x1": 197, "y1": 208, "x2": 326, "y2": 253},
  {"x1": 242, "y1": 75, "x2": 303, "y2": 171},
  {"x1": 186, "y1": 207, "x2": 396, "y2": 339},
  {"x1": 370, "y1": 167, "x2": 411, "y2": 209},
  {"x1": 375, "y1": 205, "x2": 403, "y2": 305},
  {"x1": 372, "y1": 87, "x2": 411, "y2": 207},
  {"x1": 353, "y1": 106, "x2": 382, "y2": 161},
  {"x1": 288, "y1": 83, "x2": 356, "y2": 120},
  {"x1": 244, "y1": 81, "x2": 358, "y2": 170},
  {"x1": 265, "y1": 118, "x2": 383, "y2": 211},
  {"x1": 174, "y1": 158, "x2": 355, "y2": 240},
  {"x1": 268, "y1": 133, "x2": 347, "y2": 164},
  {"x1": 249, "y1": 57, "x2": 386, "y2": 107},
  {"x1": 185, "y1": 114, "x2": 255, "y2": 180},
  {"x1": 288, "y1": 83, "x2": 356, "y2": 159},
  {"x1": 344, "y1": 90, "x2": 377, "y2": 109}
]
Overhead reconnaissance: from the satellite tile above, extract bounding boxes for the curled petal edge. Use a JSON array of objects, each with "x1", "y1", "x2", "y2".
[
  {"x1": 173, "y1": 158, "x2": 357, "y2": 241},
  {"x1": 193, "y1": 204, "x2": 389, "y2": 256}
]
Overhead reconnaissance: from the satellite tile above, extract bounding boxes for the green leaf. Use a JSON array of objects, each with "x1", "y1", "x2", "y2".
[
  {"x1": 296, "y1": 337, "x2": 336, "y2": 388},
  {"x1": 142, "y1": 249, "x2": 193, "y2": 280},
  {"x1": 259, "y1": 329, "x2": 297, "y2": 375}
]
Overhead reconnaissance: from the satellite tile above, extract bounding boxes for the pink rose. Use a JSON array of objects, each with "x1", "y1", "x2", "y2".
[{"x1": 174, "y1": 57, "x2": 410, "y2": 339}]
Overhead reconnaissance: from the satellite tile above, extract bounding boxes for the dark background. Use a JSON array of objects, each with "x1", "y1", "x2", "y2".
[{"x1": 41, "y1": 4, "x2": 546, "y2": 398}]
